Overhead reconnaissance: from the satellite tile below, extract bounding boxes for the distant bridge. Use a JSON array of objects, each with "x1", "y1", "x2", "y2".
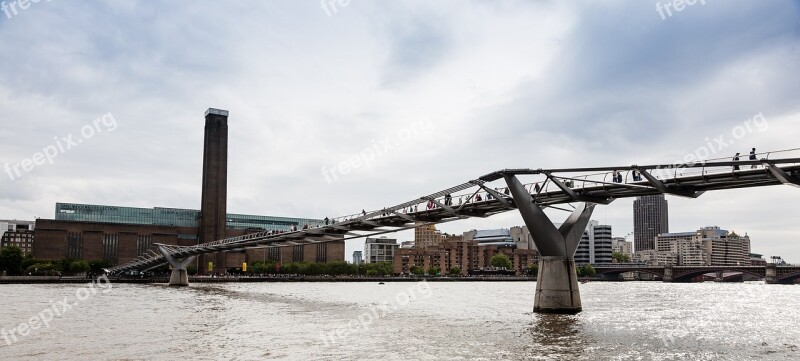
[
  {"x1": 106, "y1": 149, "x2": 800, "y2": 313},
  {"x1": 594, "y1": 264, "x2": 800, "y2": 283}
]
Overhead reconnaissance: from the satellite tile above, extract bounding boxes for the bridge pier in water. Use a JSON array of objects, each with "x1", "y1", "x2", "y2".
[
  {"x1": 157, "y1": 245, "x2": 196, "y2": 287},
  {"x1": 766, "y1": 264, "x2": 778, "y2": 284},
  {"x1": 504, "y1": 175, "x2": 596, "y2": 314}
]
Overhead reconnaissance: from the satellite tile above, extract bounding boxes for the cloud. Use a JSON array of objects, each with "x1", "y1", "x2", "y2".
[{"x1": 0, "y1": 1, "x2": 799, "y2": 262}]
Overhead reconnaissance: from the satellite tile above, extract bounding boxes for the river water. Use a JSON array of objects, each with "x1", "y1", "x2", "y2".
[{"x1": 0, "y1": 281, "x2": 798, "y2": 360}]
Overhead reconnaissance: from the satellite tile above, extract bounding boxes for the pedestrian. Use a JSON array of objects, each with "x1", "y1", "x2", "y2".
[
  {"x1": 363, "y1": 209, "x2": 367, "y2": 216},
  {"x1": 612, "y1": 170, "x2": 620, "y2": 183},
  {"x1": 444, "y1": 193, "x2": 452, "y2": 206},
  {"x1": 504, "y1": 187, "x2": 510, "y2": 196},
  {"x1": 732, "y1": 152, "x2": 740, "y2": 171},
  {"x1": 476, "y1": 194, "x2": 482, "y2": 202},
  {"x1": 631, "y1": 169, "x2": 640, "y2": 182},
  {"x1": 749, "y1": 148, "x2": 757, "y2": 169},
  {"x1": 534, "y1": 183, "x2": 541, "y2": 193}
]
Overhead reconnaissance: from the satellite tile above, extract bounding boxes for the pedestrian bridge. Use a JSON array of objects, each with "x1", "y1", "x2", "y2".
[{"x1": 107, "y1": 149, "x2": 800, "y2": 313}]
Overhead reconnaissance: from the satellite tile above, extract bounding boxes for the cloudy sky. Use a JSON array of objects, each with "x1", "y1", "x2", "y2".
[{"x1": 1, "y1": 1, "x2": 799, "y2": 262}]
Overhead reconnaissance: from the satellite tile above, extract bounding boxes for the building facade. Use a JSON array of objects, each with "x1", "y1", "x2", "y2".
[
  {"x1": 393, "y1": 238, "x2": 538, "y2": 276},
  {"x1": 611, "y1": 237, "x2": 633, "y2": 257},
  {"x1": 414, "y1": 223, "x2": 444, "y2": 249},
  {"x1": 31, "y1": 108, "x2": 343, "y2": 272},
  {"x1": 575, "y1": 221, "x2": 613, "y2": 265},
  {"x1": 352, "y1": 251, "x2": 363, "y2": 265},
  {"x1": 0, "y1": 220, "x2": 36, "y2": 254},
  {"x1": 633, "y1": 195, "x2": 669, "y2": 252},
  {"x1": 647, "y1": 226, "x2": 752, "y2": 266},
  {"x1": 364, "y1": 237, "x2": 399, "y2": 263}
]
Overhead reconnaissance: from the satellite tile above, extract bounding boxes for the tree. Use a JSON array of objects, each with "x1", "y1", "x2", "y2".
[
  {"x1": 70, "y1": 260, "x2": 90, "y2": 274},
  {"x1": 410, "y1": 265, "x2": 425, "y2": 276},
  {"x1": 0, "y1": 246, "x2": 24, "y2": 276},
  {"x1": 490, "y1": 254, "x2": 512, "y2": 269},
  {"x1": 427, "y1": 266, "x2": 441, "y2": 276},
  {"x1": 366, "y1": 269, "x2": 378, "y2": 277},
  {"x1": 449, "y1": 267, "x2": 461, "y2": 276},
  {"x1": 577, "y1": 264, "x2": 596, "y2": 277},
  {"x1": 527, "y1": 264, "x2": 539, "y2": 276},
  {"x1": 584, "y1": 264, "x2": 596, "y2": 277},
  {"x1": 612, "y1": 252, "x2": 631, "y2": 263}
]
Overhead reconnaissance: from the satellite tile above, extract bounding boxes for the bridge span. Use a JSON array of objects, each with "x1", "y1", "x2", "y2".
[
  {"x1": 594, "y1": 264, "x2": 800, "y2": 283},
  {"x1": 107, "y1": 149, "x2": 800, "y2": 314}
]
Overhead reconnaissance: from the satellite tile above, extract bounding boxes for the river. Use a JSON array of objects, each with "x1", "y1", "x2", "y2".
[{"x1": 0, "y1": 281, "x2": 798, "y2": 360}]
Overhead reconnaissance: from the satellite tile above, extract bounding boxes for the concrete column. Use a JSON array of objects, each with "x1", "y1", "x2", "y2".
[
  {"x1": 535, "y1": 257, "x2": 581, "y2": 314},
  {"x1": 765, "y1": 264, "x2": 777, "y2": 284},
  {"x1": 157, "y1": 245, "x2": 195, "y2": 287},
  {"x1": 504, "y1": 174, "x2": 595, "y2": 314},
  {"x1": 663, "y1": 266, "x2": 673, "y2": 282}
]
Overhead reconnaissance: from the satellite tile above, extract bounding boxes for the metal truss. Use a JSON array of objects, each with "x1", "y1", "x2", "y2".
[{"x1": 107, "y1": 153, "x2": 800, "y2": 274}]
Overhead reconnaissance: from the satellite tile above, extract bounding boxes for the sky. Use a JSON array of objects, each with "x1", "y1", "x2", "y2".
[{"x1": 0, "y1": 1, "x2": 799, "y2": 263}]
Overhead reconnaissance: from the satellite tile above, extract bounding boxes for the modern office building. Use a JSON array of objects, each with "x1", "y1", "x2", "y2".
[
  {"x1": 352, "y1": 251, "x2": 363, "y2": 265},
  {"x1": 0, "y1": 220, "x2": 36, "y2": 254},
  {"x1": 574, "y1": 221, "x2": 613, "y2": 265},
  {"x1": 32, "y1": 108, "x2": 343, "y2": 272},
  {"x1": 364, "y1": 237, "x2": 399, "y2": 263},
  {"x1": 464, "y1": 229, "x2": 516, "y2": 247},
  {"x1": 633, "y1": 195, "x2": 669, "y2": 252},
  {"x1": 464, "y1": 226, "x2": 536, "y2": 251}
]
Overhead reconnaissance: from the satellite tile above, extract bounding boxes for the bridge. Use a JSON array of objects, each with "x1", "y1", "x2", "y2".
[
  {"x1": 107, "y1": 149, "x2": 800, "y2": 314},
  {"x1": 594, "y1": 264, "x2": 800, "y2": 283}
]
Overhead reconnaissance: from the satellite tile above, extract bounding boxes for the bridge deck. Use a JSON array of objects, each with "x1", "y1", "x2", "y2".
[{"x1": 108, "y1": 153, "x2": 800, "y2": 273}]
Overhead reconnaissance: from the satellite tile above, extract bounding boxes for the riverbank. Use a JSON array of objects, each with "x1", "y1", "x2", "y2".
[{"x1": 0, "y1": 275, "x2": 537, "y2": 284}]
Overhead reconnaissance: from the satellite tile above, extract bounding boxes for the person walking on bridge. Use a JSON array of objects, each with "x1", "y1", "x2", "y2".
[
  {"x1": 750, "y1": 148, "x2": 757, "y2": 169},
  {"x1": 732, "y1": 152, "x2": 740, "y2": 171}
]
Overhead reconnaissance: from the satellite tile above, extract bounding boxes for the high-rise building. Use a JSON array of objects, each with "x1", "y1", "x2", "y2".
[
  {"x1": 352, "y1": 251, "x2": 363, "y2": 264},
  {"x1": 633, "y1": 195, "x2": 669, "y2": 252},
  {"x1": 575, "y1": 221, "x2": 613, "y2": 265},
  {"x1": 364, "y1": 237, "x2": 399, "y2": 263}
]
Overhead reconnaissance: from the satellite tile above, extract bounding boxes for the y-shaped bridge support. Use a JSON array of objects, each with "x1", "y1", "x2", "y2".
[
  {"x1": 156, "y1": 245, "x2": 196, "y2": 287},
  {"x1": 504, "y1": 174, "x2": 596, "y2": 314}
]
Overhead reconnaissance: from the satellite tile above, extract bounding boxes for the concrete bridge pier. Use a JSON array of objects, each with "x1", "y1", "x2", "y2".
[
  {"x1": 504, "y1": 175, "x2": 596, "y2": 314},
  {"x1": 157, "y1": 245, "x2": 196, "y2": 287},
  {"x1": 663, "y1": 266, "x2": 673, "y2": 282},
  {"x1": 766, "y1": 264, "x2": 778, "y2": 284}
]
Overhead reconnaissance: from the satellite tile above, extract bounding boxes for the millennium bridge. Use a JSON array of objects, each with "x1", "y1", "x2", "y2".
[{"x1": 107, "y1": 149, "x2": 800, "y2": 314}]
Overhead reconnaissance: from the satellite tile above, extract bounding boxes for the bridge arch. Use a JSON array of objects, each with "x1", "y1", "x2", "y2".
[
  {"x1": 672, "y1": 268, "x2": 765, "y2": 281},
  {"x1": 777, "y1": 270, "x2": 800, "y2": 282}
]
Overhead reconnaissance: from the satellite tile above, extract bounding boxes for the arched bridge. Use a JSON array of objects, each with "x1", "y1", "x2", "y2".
[
  {"x1": 594, "y1": 264, "x2": 800, "y2": 283},
  {"x1": 106, "y1": 149, "x2": 800, "y2": 313}
]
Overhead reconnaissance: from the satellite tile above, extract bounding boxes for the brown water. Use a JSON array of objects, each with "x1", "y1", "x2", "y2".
[{"x1": 0, "y1": 281, "x2": 798, "y2": 360}]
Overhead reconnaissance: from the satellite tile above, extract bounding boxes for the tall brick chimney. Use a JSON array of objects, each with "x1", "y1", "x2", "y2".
[{"x1": 200, "y1": 108, "x2": 228, "y2": 272}]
